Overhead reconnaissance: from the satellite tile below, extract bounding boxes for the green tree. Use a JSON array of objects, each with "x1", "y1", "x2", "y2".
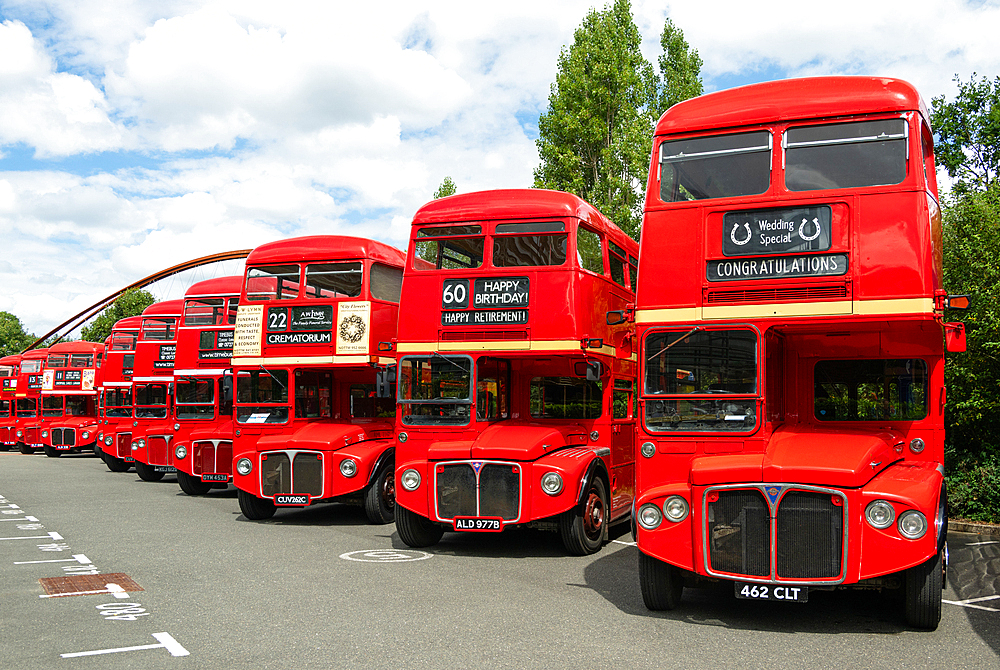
[
  {"x1": 0, "y1": 312, "x2": 37, "y2": 357},
  {"x1": 79, "y1": 289, "x2": 156, "y2": 343},
  {"x1": 931, "y1": 74, "x2": 1000, "y2": 193},
  {"x1": 533, "y1": 3, "x2": 702, "y2": 240},
  {"x1": 941, "y1": 184, "x2": 1000, "y2": 521},
  {"x1": 434, "y1": 177, "x2": 457, "y2": 199}
]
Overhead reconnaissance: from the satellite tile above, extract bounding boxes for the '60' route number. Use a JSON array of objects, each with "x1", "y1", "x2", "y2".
[{"x1": 442, "y1": 279, "x2": 469, "y2": 310}]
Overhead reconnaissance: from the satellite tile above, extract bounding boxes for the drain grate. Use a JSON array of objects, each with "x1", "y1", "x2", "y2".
[{"x1": 39, "y1": 573, "x2": 143, "y2": 597}]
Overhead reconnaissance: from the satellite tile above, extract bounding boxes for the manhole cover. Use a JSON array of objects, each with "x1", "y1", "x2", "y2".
[
  {"x1": 339, "y1": 549, "x2": 433, "y2": 563},
  {"x1": 39, "y1": 573, "x2": 143, "y2": 596}
]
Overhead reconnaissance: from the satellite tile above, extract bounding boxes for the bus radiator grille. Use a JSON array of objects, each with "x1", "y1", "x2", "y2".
[
  {"x1": 260, "y1": 451, "x2": 324, "y2": 497},
  {"x1": 148, "y1": 436, "x2": 170, "y2": 465},
  {"x1": 52, "y1": 428, "x2": 75, "y2": 446},
  {"x1": 116, "y1": 433, "x2": 131, "y2": 459},
  {"x1": 776, "y1": 491, "x2": 843, "y2": 579},
  {"x1": 436, "y1": 462, "x2": 520, "y2": 521},
  {"x1": 707, "y1": 490, "x2": 770, "y2": 577},
  {"x1": 478, "y1": 464, "x2": 519, "y2": 520}
]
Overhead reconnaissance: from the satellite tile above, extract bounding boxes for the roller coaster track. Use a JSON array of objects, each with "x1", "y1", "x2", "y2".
[{"x1": 23, "y1": 248, "x2": 252, "y2": 352}]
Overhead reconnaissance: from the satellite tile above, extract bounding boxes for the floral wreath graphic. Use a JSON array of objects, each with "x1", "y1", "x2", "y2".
[{"x1": 339, "y1": 315, "x2": 366, "y2": 343}]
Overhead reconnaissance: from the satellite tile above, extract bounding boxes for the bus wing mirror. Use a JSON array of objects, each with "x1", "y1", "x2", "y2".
[
  {"x1": 376, "y1": 366, "x2": 396, "y2": 398},
  {"x1": 606, "y1": 310, "x2": 626, "y2": 326},
  {"x1": 574, "y1": 361, "x2": 603, "y2": 381},
  {"x1": 945, "y1": 322, "x2": 966, "y2": 353}
]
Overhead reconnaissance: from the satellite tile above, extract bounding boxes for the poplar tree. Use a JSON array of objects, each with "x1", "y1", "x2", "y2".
[{"x1": 533, "y1": 3, "x2": 702, "y2": 240}]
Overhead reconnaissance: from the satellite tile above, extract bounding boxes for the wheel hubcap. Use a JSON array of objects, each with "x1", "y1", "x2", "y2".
[
  {"x1": 583, "y1": 491, "x2": 604, "y2": 540},
  {"x1": 381, "y1": 471, "x2": 396, "y2": 507}
]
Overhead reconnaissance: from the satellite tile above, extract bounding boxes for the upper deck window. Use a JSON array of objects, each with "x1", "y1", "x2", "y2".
[
  {"x1": 414, "y1": 226, "x2": 484, "y2": 270},
  {"x1": 660, "y1": 131, "x2": 771, "y2": 202},
  {"x1": 577, "y1": 227, "x2": 604, "y2": 274},
  {"x1": 246, "y1": 265, "x2": 301, "y2": 301},
  {"x1": 0, "y1": 365, "x2": 13, "y2": 377},
  {"x1": 371, "y1": 263, "x2": 403, "y2": 302},
  {"x1": 21, "y1": 359, "x2": 42, "y2": 374},
  {"x1": 70, "y1": 354, "x2": 94, "y2": 368},
  {"x1": 785, "y1": 119, "x2": 907, "y2": 191},
  {"x1": 814, "y1": 359, "x2": 927, "y2": 421},
  {"x1": 111, "y1": 332, "x2": 137, "y2": 351},
  {"x1": 492, "y1": 222, "x2": 568, "y2": 267},
  {"x1": 643, "y1": 328, "x2": 758, "y2": 433},
  {"x1": 142, "y1": 317, "x2": 176, "y2": 341},
  {"x1": 184, "y1": 297, "x2": 239, "y2": 326},
  {"x1": 47, "y1": 354, "x2": 70, "y2": 368},
  {"x1": 304, "y1": 262, "x2": 362, "y2": 299}
]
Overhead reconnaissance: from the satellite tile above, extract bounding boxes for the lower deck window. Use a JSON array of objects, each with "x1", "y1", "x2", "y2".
[
  {"x1": 530, "y1": 377, "x2": 602, "y2": 419},
  {"x1": 814, "y1": 359, "x2": 927, "y2": 421}
]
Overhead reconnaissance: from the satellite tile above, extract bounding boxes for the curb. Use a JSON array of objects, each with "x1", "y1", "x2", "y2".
[{"x1": 950, "y1": 519, "x2": 1000, "y2": 536}]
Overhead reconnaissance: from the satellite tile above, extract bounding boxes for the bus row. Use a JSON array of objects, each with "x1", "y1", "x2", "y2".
[{"x1": 0, "y1": 77, "x2": 966, "y2": 630}]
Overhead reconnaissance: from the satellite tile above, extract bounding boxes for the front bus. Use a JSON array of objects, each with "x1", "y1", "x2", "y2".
[
  {"x1": 393, "y1": 189, "x2": 639, "y2": 555},
  {"x1": 632, "y1": 77, "x2": 966, "y2": 629},
  {"x1": 230, "y1": 236, "x2": 403, "y2": 524}
]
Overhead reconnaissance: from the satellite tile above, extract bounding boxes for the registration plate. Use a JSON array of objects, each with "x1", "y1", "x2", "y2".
[
  {"x1": 201, "y1": 473, "x2": 228, "y2": 482},
  {"x1": 453, "y1": 517, "x2": 502, "y2": 532},
  {"x1": 735, "y1": 582, "x2": 808, "y2": 602},
  {"x1": 154, "y1": 466, "x2": 177, "y2": 473},
  {"x1": 124, "y1": 457, "x2": 135, "y2": 462},
  {"x1": 275, "y1": 494, "x2": 310, "y2": 506}
]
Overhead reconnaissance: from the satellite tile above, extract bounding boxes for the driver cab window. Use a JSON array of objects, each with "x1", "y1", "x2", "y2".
[{"x1": 476, "y1": 358, "x2": 509, "y2": 421}]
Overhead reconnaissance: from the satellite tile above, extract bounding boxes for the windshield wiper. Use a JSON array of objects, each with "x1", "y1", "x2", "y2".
[
  {"x1": 432, "y1": 352, "x2": 469, "y2": 373},
  {"x1": 646, "y1": 326, "x2": 702, "y2": 362},
  {"x1": 258, "y1": 365, "x2": 286, "y2": 389}
]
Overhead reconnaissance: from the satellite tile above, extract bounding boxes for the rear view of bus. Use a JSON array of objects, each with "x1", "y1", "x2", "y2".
[
  {"x1": 230, "y1": 236, "x2": 403, "y2": 523},
  {"x1": 633, "y1": 77, "x2": 964, "y2": 628},
  {"x1": 393, "y1": 189, "x2": 638, "y2": 555}
]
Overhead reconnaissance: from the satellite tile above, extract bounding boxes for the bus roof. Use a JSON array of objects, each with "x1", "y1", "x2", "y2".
[
  {"x1": 655, "y1": 76, "x2": 928, "y2": 136},
  {"x1": 184, "y1": 275, "x2": 243, "y2": 298},
  {"x1": 21, "y1": 348, "x2": 48, "y2": 360},
  {"x1": 111, "y1": 315, "x2": 143, "y2": 331},
  {"x1": 0, "y1": 355, "x2": 20, "y2": 365},
  {"x1": 246, "y1": 236, "x2": 406, "y2": 268},
  {"x1": 47, "y1": 341, "x2": 105, "y2": 355},
  {"x1": 141, "y1": 299, "x2": 185, "y2": 318},
  {"x1": 413, "y1": 189, "x2": 631, "y2": 243}
]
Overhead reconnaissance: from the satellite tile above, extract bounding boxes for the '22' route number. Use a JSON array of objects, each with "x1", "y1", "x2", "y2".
[
  {"x1": 442, "y1": 280, "x2": 469, "y2": 309},
  {"x1": 268, "y1": 311, "x2": 287, "y2": 331}
]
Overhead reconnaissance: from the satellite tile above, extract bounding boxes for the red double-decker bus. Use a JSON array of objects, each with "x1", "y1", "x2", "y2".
[
  {"x1": 14, "y1": 348, "x2": 48, "y2": 454},
  {"x1": 393, "y1": 189, "x2": 639, "y2": 555},
  {"x1": 98, "y1": 316, "x2": 142, "y2": 472},
  {"x1": 631, "y1": 77, "x2": 966, "y2": 629},
  {"x1": 0, "y1": 354, "x2": 20, "y2": 450},
  {"x1": 170, "y1": 276, "x2": 241, "y2": 495},
  {"x1": 127, "y1": 300, "x2": 184, "y2": 481},
  {"x1": 38, "y1": 341, "x2": 104, "y2": 457},
  {"x1": 230, "y1": 236, "x2": 403, "y2": 523}
]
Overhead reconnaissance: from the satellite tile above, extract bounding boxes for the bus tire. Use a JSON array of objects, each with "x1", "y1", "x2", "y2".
[
  {"x1": 103, "y1": 453, "x2": 131, "y2": 472},
  {"x1": 134, "y1": 460, "x2": 165, "y2": 482},
  {"x1": 363, "y1": 461, "x2": 396, "y2": 525},
  {"x1": 43, "y1": 446, "x2": 60, "y2": 458},
  {"x1": 177, "y1": 470, "x2": 212, "y2": 496},
  {"x1": 560, "y1": 476, "x2": 607, "y2": 555},
  {"x1": 19, "y1": 443, "x2": 34, "y2": 455},
  {"x1": 396, "y1": 505, "x2": 443, "y2": 548},
  {"x1": 238, "y1": 489, "x2": 276, "y2": 520},
  {"x1": 0, "y1": 444, "x2": 11, "y2": 452},
  {"x1": 639, "y1": 551, "x2": 683, "y2": 610},
  {"x1": 905, "y1": 548, "x2": 943, "y2": 629}
]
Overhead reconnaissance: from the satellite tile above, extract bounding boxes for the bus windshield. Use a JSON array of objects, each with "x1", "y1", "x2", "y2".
[
  {"x1": 398, "y1": 355, "x2": 473, "y2": 425},
  {"x1": 134, "y1": 383, "x2": 169, "y2": 419},
  {"x1": 236, "y1": 369, "x2": 289, "y2": 424}
]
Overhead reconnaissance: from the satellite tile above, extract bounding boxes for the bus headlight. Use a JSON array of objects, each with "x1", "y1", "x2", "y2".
[
  {"x1": 637, "y1": 504, "x2": 663, "y2": 530},
  {"x1": 865, "y1": 500, "x2": 895, "y2": 529},
  {"x1": 398, "y1": 432, "x2": 408, "y2": 443},
  {"x1": 236, "y1": 458, "x2": 253, "y2": 476},
  {"x1": 640, "y1": 441, "x2": 656, "y2": 458},
  {"x1": 41, "y1": 430, "x2": 48, "y2": 438},
  {"x1": 401, "y1": 469, "x2": 421, "y2": 491},
  {"x1": 340, "y1": 459, "x2": 358, "y2": 478},
  {"x1": 663, "y1": 496, "x2": 689, "y2": 522},
  {"x1": 898, "y1": 510, "x2": 928, "y2": 539},
  {"x1": 81, "y1": 431, "x2": 90, "y2": 440},
  {"x1": 540, "y1": 472, "x2": 563, "y2": 496},
  {"x1": 174, "y1": 423, "x2": 181, "y2": 431},
  {"x1": 909, "y1": 438, "x2": 925, "y2": 454},
  {"x1": 104, "y1": 435, "x2": 113, "y2": 446},
  {"x1": 16, "y1": 429, "x2": 23, "y2": 437},
  {"x1": 174, "y1": 445, "x2": 187, "y2": 460}
]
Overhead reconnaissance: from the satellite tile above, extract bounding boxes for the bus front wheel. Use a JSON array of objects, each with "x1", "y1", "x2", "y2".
[
  {"x1": 396, "y1": 506, "x2": 443, "y2": 547},
  {"x1": 43, "y1": 446, "x2": 61, "y2": 458},
  {"x1": 102, "y1": 453, "x2": 131, "y2": 472},
  {"x1": 639, "y1": 551, "x2": 683, "y2": 610},
  {"x1": 364, "y1": 461, "x2": 396, "y2": 525},
  {"x1": 177, "y1": 470, "x2": 212, "y2": 496},
  {"x1": 904, "y1": 548, "x2": 943, "y2": 629},
  {"x1": 134, "y1": 460, "x2": 165, "y2": 482},
  {"x1": 238, "y1": 489, "x2": 276, "y2": 521},
  {"x1": 19, "y1": 443, "x2": 34, "y2": 455},
  {"x1": 560, "y1": 476, "x2": 607, "y2": 555}
]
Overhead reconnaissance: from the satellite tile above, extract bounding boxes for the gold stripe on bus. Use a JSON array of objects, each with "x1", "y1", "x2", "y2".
[
  {"x1": 637, "y1": 297, "x2": 934, "y2": 323},
  {"x1": 854, "y1": 298, "x2": 934, "y2": 315},
  {"x1": 634, "y1": 307, "x2": 700, "y2": 324},
  {"x1": 702, "y1": 301, "x2": 852, "y2": 319},
  {"x1": 398, "y1": 340, "x2": 617, "y2": 356},
  {"x1": 231, "y1": 355, "x2": 381, "y2": 366}
]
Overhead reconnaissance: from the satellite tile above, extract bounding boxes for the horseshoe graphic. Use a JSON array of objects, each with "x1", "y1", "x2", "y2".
[
  {"x1": 799, "y1": 217, "x2": 821, "y2": 241},
  {"x1": 730, "y1": 222, "x2": 752, "y2": 246}
]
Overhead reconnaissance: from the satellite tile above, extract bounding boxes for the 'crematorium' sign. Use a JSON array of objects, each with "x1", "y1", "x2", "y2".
[{"x1": 441, "y1": 276, "x2": 529, "y2": 325}]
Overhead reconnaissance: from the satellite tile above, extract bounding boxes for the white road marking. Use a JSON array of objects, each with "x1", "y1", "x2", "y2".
[
  {"x1": 0, "y1": 516, "x2": 38, "y2": 522},
  {"x1": 107, "y1": 583, "x2": 130, "y2": 599},
  {"x1": 15, "y1": 554, "x2": 90, "y2": 565},
  {"x1": 612, "y1": 540, "x2": 637, "y2": 546},
  {"x1": 60, "y1": 632, "x2": 189, "y2": 658},
  {"x1": 966, "y1": 540, "x2": 999, "y2": 546},
  {"x1": 943, "y1": 595, "x2": 1000, "y2": 612},
  {"x1": 40, "y1": 584, "x2": 131, "y2": 600},
  {"x1": 340, "y1": 549, "x2": 434, "y2": 563},
  {"x1": 0, "y1": 531, "x2": 63, "y2": 542}
]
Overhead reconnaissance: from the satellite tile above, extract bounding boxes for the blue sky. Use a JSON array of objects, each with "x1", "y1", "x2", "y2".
[{"x1": 1, "y1": 0, "x2": 999, "y2": 336}]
